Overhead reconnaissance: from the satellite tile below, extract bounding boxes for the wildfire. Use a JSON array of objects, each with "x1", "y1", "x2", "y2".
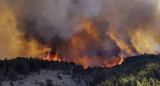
[
  {"x1": 43, "y1": 50, "x2": 61, "y2": 62},
  {"x1": 118, "y1": 55, "x2": 124, "y2": 65},
  {"x1": 1, "y1": 0, "x2": 160, "y2": 69},
  {"x1": 42, "y1": 19, "x2": 127, "y2": 69},
  {"x1": 43, "y1": 50, "x2": 125, "y2": 69}
]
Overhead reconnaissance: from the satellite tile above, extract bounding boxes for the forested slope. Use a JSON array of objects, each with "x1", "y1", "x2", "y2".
[{"x1": 0, "y1": 54, "x2": 160, "y2": 86}]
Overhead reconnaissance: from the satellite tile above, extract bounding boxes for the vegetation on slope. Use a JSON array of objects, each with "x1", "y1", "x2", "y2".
[
  {"x1": 94, "y1": 54, "x2": 160, "y2": 86},
  {"x1": 0, "y1": 54, "x2": 160, "y2": 86}
]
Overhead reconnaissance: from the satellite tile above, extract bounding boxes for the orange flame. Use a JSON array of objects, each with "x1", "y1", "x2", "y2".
[
  {"x1": 43, "y1": 50, "x2": 125, "y2": 69},
  {"x1": 43, "y1": 50, "x2": 61, "y2": 62},
  {"x1": 42, "y1": 19, "x2": 127, "y2": 69},
  {"x1": 118, "y1": 57, "x2": 124, "y2": 65}
]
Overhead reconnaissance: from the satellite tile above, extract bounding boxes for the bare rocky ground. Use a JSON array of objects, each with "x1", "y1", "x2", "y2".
[{"x1": 1, "y1": 70, "x2": 87, "y2": 86}]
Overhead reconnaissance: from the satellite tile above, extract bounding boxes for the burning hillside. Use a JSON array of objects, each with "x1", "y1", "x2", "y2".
[{"x1": 0, "y1": 0, "x2": 160, "y2": 68}]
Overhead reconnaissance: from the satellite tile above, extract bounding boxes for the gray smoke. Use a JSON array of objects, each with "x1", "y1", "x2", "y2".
[
  {"x1": 5, "y1": 0, "x2": 157, "y2": 42},
  {"x1": 2, "y1": 0, "x2": 160, "y2": 66},
  {"x1": 6, "y1": 0, "x2": 103, "y2": 42}
]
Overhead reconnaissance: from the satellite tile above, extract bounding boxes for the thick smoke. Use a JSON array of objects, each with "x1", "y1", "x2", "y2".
[
  {"x1": 6, "y1": 0, "x2": 103, "y2": 41},
  {"x1": 1, "y1": 0, "x2": 160, "y2": 66},
  {"x1": 5, "y1": 0, "x2": 156, "y2": 38}
]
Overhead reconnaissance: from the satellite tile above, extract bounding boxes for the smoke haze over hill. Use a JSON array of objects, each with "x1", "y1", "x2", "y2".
[{"x1": 0, "y1": 0, "x2": 160, "y2": 67}]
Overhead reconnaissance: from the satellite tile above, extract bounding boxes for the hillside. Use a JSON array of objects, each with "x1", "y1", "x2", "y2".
[
  {"x1": 0, "y1": 54, "x2": 160, "y2": 86},
  {"x1": 94, "y1": 54, "x2": 160, "y2": 86}
]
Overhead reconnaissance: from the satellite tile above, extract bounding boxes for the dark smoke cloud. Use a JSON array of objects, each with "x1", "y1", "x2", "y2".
[
  {"x1": 6, "y1": 0, "x2": 157, "y2": 40},
  {"x1": 6, "y1": 0, "x2": 103, "y2": 41},
  {"x1": 3, "y1": 0, "x2": 159, "y2": 62}
]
